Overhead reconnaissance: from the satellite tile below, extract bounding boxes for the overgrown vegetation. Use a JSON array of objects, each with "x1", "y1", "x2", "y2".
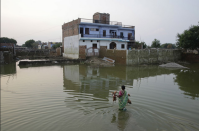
[
  {"x1": 151, "y1": 39, "x2": 161, "y2": 48},
  {"x1": 176, "y1": 22, "x2": 199, "y2": 49},
  {"x1": 0, "y1": 37, "x2": 17, "y2": 44},
  {"x1": 22, "y1": 39, "x2": 35, "y2": 48},
  {"x1": 161, "y1": 43, "x2": 176, "y2": 49},
  {"x1": 135, "y1": 41, "x2": 147, "y2": 49},
  {"x1": 52, "y1": 43, "x2": 61, "y2": 49}
]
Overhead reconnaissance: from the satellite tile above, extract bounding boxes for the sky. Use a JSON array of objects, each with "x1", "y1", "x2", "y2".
[{"x1": 1, "y1": 0, "x2": 199, "y2": 46}]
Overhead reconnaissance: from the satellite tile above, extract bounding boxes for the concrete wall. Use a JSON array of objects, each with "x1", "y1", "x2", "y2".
[
  {"x1": 99, "y1": 48, "x2": 181, "y2": 65},
  {"x1": 99, "y1": 47, "x2": 126, "y2": 64},
  {"x1": 127, "y1": 49, "x2": 181, "y2": 65},
  {"x1": 63, "y1": 34, "x2": 80, "y2": 59}
]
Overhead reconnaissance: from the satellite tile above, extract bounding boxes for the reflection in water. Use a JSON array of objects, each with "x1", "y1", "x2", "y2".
[
  {"x1": 111, "y1": 111, "x2": 130, "y2": 131},
  {"x1": 174, "y1": 69, "x2": 199, "y2": 99},
  {"x1": 0, "y1": 62, "x2": 16, "y2": 75},
  {"x1": 1, "y1": 63, "x2": 199, "y2": 131}
]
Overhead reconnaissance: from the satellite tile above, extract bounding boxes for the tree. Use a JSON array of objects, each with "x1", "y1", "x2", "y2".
[
  {"x1": 161, "y1": 43, "x2": 176, "y2": 49},
  {"x1": 52, "y1": 43, "x2": 61, "y2": 49},
  {"x1": 135, "y1": 41, "x2": 147, "y2": 49},
  {"x1": 0, "y1": 37, "x2": 17, "y2": 44},
  {"x1": 176, "y1": 23, "x2": 199, "y2": 49},
  {"x1": 151, "y1": 39, "x2": 161, "y2": 48},
  {"x1": 24, "y1": 39, "x2": 35, "y2": 48}
]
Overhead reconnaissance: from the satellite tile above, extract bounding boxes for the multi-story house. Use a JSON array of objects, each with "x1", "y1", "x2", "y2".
[{"x1": 62, "y1": 12, "x2": 135, "y2": 59}]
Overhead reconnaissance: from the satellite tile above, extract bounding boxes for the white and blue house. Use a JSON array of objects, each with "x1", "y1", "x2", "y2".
[{"x1": 62, "y1": 12, "x2": 135, "y2": 59}]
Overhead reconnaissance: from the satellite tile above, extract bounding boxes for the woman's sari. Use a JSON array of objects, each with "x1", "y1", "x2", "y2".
[{"x1": 118, "y1": 90, "x2": 128, "y2": 110}]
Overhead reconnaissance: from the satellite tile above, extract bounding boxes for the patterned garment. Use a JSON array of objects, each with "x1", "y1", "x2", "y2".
[{"x1": 118, "y1": 90, "x2": 128, "y2": 110}]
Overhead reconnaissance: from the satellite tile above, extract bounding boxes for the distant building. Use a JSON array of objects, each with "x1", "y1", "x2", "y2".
[
  {"x1": 38, "y1": 45, "x2": 42, "y2": 49},
  {"x1": 62, "y1": 12, "x2": 135, "y2": 59}
]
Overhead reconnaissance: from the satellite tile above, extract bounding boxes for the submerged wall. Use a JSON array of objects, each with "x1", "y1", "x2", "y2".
[
  {"x1": 99, "y1": 49, "x2": 181, "y2": 65},
  {"x1": 127, "y1": 49, "x2": 181, "y2": 65}
]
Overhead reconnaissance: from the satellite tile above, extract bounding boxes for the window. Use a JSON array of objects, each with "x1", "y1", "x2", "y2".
[
  {"x1": 103, "y1": 30, "x2": 106, "y2": 36},
  {"x1": 85, "y1": 28, "x2": 89, "y2": 34},
  {"x1": 128, "y1": 33, "x2": 132, "y2": 40},
  {"x1": 120, "y1": 32, "x2": 124, "y2": 38},
  {"x1": 90, "y1": 28, "x2": 99, "y2": 31},
  {"x1": 121, "y1": 44, "x2": 125, "y2": 49},
  {"x1": 83, "y1": 40, "x2": 85, "y2": 42},
  {"x1": 93, "y1": 44, "x2": 97, "y2": 48},
  {"x1": 91, "y1": 40, "x2": 93, "y2": 42}
]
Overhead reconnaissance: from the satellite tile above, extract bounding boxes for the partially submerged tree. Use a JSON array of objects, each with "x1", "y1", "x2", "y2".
[
  {"x1": 151, "y1": 39, "x2": 161, "y2": 48},
  {"x1": 176, "y1": 22, "x2": 199, "y2": 49},
  {"x1": 0, "y1": 37, "x2": 17, "y2": 44}
]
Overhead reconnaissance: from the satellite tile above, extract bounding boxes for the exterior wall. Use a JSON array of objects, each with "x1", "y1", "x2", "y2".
[
  {"x1": 79, "y1": 40, "x2": 100, "y2": 48},
  {"x1": 182, "y1": 53, "x2": 199, "y2": 63},
  {"x1": 99, "y1": 49, "x2": 181, "y2": 65},
  {"x1": 62, "y1": 19, "x2": 81, "y2": 48},
  {"x1": 79, "y1": 24, "x2": 134, "y2": 39},
  {"x1": 63, "y1": 35, "x2": 80, "y2": 59},
  {"x1": 79, "y1": 45, "x2": 86, "y2": 59},
  {"x1": 79, "y1": 40, "x2": 127, "y2": 50},
  {"x1": 93, "y1": 12, "x2": 110, "y2": 24},
  {"x1": 127, "y1": 49, "x2": 181, "y2": 65},
  {"x1": 56, "y1": 47, "x2": 61, "y2": 56},
  {"x1": 99, "y1": 48, "x2": 126, "y2": 64}
]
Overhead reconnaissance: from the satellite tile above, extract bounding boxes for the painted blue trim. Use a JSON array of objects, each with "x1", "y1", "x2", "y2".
[
  {"x1": 80, "y1": 37, "x2": 129, "y2": 42},
  {"x1": 79, "y1": 22, "x2": 134, "y2": 30}
]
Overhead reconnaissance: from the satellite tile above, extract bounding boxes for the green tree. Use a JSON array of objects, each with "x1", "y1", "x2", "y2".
[
  {"x1": 52, "y1": 43, "x2": 61, "y2": 49},
  {"x1": 135, "y1": 41, "x2": 147, "y2": 49},
  {"x1": 176, "y1": 23, "x2": 199, "y2": 49},
  {"x1": 24, "y1": 39, "x2": 35, "y2": 48},
  {"x1": 161, "y1": 43, "x2": 176, "y2": 49},
  {"x1": 151, "y1": 39, "x2": 161, "y2": 48},
  {"x1": 0, "y1": 37, "x2": 17, "y2": 44}
]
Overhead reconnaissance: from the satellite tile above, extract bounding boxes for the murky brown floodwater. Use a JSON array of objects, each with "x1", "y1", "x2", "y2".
[{"x1": 1, "y1": 62, "x2": 199, "y2": 131}]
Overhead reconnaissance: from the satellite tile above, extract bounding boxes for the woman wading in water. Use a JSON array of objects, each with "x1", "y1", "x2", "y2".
[{"x1": 117, "y1": 85, "x2": 128, "y2": 111}]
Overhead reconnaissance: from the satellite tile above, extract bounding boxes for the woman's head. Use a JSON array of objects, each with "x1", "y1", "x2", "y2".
[{"x1": 121, "y1": 85, "x2": 125, "y2": 90}]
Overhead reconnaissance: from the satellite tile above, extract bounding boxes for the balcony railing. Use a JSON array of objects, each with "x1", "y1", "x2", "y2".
[
  {"x1": 80, "y1": 34, "x2": 135, "y2": 41},
  {"x1": 79, "y1": 18, "x2": 134, "y2": 29}
]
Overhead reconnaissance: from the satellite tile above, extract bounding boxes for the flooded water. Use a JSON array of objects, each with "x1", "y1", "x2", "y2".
[{"x1": 1, "y1": 62, "x2": 199, "y2": 131}]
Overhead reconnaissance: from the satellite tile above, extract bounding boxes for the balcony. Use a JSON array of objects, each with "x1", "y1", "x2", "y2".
[
  {"x1": 80, "y1": 34, "x2": 135, "y2": 41},
  {"x1": 79, "y1": 18, "x2": 134, "y2": 29}
]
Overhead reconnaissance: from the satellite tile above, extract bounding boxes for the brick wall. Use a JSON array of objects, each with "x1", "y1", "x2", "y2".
[
  {"x1": 93, "y1": 12, "x2": 110, "y2": 24},
  {"x1": 99, "y1": 46, "x2": 126, "y2": 64},
  {"x1": 62, "y1": 18, "x2": 81, "y2": 49},
  {"x1": 182, "y1": 53, "x2": 199, "y2": 63},
  {"x1": 79, "y1": 45, "x2": 86, "y2": 59}
]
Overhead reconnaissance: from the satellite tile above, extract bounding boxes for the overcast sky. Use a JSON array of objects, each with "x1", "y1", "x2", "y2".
[{"x1": 1, "y1": 0, "x2": 199, "y2": 46}]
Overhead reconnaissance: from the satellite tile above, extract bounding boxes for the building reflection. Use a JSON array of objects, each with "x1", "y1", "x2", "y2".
[
  {"x1": 63, "y1": 65, "x2": 133, "y2": 100},
  {"x1": 63, "y1": 64, "x2": 199, "y2": 101},
  {"x1": 0, "y1": 62, "x2": 16, "y2": 75}
]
